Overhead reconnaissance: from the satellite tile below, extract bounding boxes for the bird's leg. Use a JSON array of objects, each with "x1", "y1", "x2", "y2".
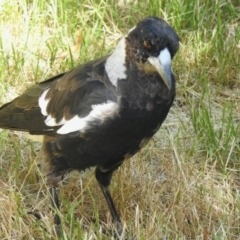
[
  {"x1": 46, "y1": 169, "x2": 67, "y2": 237},
  {"x1": 99, "y1": 184, "x2": 123, "y2": 234},
  {"x1": 95, "y1": 166, "x2": 123, "y2": 237},
  {"x1": 27, "y1": 173, "x2": 63, "y2": 236},
  {"x1": 49, "y1": 187, "x2": 61, "y2": 235}
]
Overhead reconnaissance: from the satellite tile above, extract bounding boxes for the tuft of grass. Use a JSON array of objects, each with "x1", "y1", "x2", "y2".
[{"x1": 0, "y1": 0, "x2": 240, "y2": 239}]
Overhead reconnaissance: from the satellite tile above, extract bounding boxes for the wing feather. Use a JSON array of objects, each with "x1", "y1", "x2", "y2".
[{"x1": 0, "y1": 56, "x2": 117, "y2": 135}]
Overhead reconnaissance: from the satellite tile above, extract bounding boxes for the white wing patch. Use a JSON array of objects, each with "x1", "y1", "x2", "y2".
[
  {"x1": 105, "y1": 38, "x2": 127, "y2": 86},
  {"x1": 45, "y1": 115, "x2": 67, "y2": 126},
  {"x1": 57, "y1": 115, "x2": 87, "y2": 134},
  {"x1": 57, "y1": 101, "x2": 118, "y2": 134},
  {"x1": 38, "y1": 88, "x2": 68, "y2": 127},
  {"x1": 38, "y1": 88, "x2": 50, "y2": 116},
  {"x1": 38, "y1": 90, "x2": 118, "y2": 135}
]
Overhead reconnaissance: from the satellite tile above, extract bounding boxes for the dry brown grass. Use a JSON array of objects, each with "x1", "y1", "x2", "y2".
[{"x1": 0, "y1": 0, "x2": 240, "y2": 239}]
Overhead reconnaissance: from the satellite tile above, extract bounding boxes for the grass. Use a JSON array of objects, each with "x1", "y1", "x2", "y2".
[{"x1": 0, "y1": 0, "x2": 239, "y2": 239}]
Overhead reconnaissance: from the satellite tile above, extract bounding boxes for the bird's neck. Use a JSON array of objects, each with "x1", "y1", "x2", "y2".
[{"x1": 105, "y1": 39, "x2": 127, "y2": 87}]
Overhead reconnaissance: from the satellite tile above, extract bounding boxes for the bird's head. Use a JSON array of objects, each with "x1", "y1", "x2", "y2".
[{"x1": 125, "y1": 17, "x2": 180, "y2": 90}]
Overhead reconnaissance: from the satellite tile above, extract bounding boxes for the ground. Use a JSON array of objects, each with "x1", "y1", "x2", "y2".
[{"x1": 0, "y1": 0, "x2": 239, "y2": 239}]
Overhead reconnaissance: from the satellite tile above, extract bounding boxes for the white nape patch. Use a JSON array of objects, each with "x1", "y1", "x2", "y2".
[
  {"x1": 105, "y1": 38, "x2": 127, "y2": 86},
  {"x1": 159, "y1": 48, "x2": 171, "y2": 66},
  {"x1": 38, "y1": 88, "x2": 50, "y2": 116},
  {"x1": 57, "y1": 101, "x2": 118, "y2": 135}
]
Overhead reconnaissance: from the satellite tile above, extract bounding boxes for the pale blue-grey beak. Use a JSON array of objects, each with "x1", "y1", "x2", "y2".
[{"x1": 148, "y1": 48, "x2": 172, "y2": 90}]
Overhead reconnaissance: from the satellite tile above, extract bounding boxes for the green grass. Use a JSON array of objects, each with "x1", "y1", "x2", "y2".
[{"x1": 0, "y1": 0, "x2": 240, "y2": 239}]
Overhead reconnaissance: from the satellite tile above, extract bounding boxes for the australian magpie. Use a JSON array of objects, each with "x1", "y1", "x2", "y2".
[{"x1": 0, "y1": 17, "x2": 179, "y2": 237}]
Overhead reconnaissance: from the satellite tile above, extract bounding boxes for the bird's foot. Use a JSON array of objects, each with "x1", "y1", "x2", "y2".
[
  {"x1": 28, "y1": 211, "x2": 62, "y2": 238},
  {"x1": 101, "y1": 221, "x2": 135, "y2": 240},
  {"x1": 54, "y1": 223, "x2": 62, "y2": 238},
  {"x1": 115, "y1": 220, "x2": 123, "y2": 238},
  {"x1": 27, "y1": 211, "x2": 42, "y2": 220}
]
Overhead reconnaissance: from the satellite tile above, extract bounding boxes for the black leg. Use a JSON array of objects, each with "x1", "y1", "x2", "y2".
[
  {"x1": 49, "y1": 187, "x2": 61, "y2": 236},
  {"x1": 46, "y1": 166, "x2": 68, "y2": 237},
  {"x1": 27, "y1": 211, "x2": 42, "y2": 220},
  {"x1": 28, "y1": 186, "x2": 62, "y2": 237},
  {"x1": 95, "y1": 167, "x2": 123, "y2": 237}
]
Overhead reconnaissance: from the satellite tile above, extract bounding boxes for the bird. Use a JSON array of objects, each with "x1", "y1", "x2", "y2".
[{"x1": 0, "y1": 16, "x2": 179, "y2": 237}]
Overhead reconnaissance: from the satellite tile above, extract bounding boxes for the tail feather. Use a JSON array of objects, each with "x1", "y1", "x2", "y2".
[{"x1": 0, "y1": 99, "x2": 54, "y2": 135}]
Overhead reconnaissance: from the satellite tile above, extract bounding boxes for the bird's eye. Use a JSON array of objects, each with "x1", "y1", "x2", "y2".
[{"x1": 143, "y1": 40, "x2": 151, "y2": 49}]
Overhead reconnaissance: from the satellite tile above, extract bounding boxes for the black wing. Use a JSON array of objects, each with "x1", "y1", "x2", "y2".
[{"x1": 0, "y1": 56, "x2": 117, "y2": 135}]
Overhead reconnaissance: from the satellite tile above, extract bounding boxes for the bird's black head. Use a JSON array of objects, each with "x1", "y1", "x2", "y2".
[
  {"x1": 125, "y1": 17, "x2": 180, "y2": 89},
  {"x1": 126, "y1": 16, "x2": 179, "y2": 61}
]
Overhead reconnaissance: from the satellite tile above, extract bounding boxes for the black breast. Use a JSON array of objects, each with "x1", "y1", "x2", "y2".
[
  {"x1": 44, "y1": 59, "x2": 176, "y2": 174},
  {"x1": 44, "y1": 95, "x2": 174, "y2": 173}
]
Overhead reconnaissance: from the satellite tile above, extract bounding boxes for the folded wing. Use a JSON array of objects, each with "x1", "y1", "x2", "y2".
[{"x1": 0, "y1": 56, "x2": 117, "y2": 135}]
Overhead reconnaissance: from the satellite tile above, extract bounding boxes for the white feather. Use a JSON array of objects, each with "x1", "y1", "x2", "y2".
[
  {"x1": 57, "y1": 101, "x2": 118, "y2": 134},
  {"x1": 45, "y1": 115, "x2": 67, "y2": 126},
  {"x1": 38, "y1": 88, "x2": 50, "y2": 116},
  {"x1": 105, "y1": 38, "x2": 127, "y2": 86}
]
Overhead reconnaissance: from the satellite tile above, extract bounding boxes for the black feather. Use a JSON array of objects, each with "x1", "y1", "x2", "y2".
[{"x1": 0, "y1": 16, "x2": 180, "y2": 236}]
